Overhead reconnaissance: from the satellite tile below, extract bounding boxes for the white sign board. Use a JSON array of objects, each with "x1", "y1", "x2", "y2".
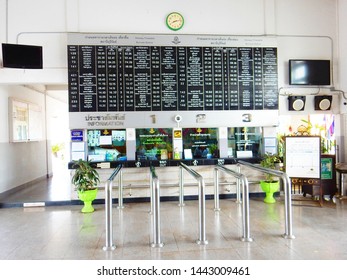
[{"x1": 285, "y1": 136, "x2": 321, "y2": 178}]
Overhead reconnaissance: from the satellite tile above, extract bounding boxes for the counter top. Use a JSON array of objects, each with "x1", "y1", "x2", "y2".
[{"x1": 68, "y1": 158, "x2": 260, "y2": 169}]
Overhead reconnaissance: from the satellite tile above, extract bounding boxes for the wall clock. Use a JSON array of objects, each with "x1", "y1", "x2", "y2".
[{"x1": 166, "y1": 12, "x2": 184, "y2": 31}]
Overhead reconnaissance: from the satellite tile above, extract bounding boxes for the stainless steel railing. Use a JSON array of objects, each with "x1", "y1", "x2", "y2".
[
  {"x1": 214, "y1": 164, "x2": 253, "y2": 242},
  {"x1": 179, "y1": 162, "x2": 208, "y2": 245},
  {"x1": 103, "y1": 164, "x2": 123, "y2": 251},
  {"x1": 150, "y1": 166, "x2": 164, "y2": 248},
  {"x1": 235, "y1": 164, "x2": 242, "y2": 203},
  {"x1": 116, "y1": 167, "x2": 124, "y2": 209},
  {"x1": 214, "y1": 164, "x2": 242, "y2": 209},
  {"x1": 238, "y1": 160, "x2": 295, "y2": 239}
]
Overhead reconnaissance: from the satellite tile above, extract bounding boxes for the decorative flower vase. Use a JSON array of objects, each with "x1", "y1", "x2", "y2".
[
  {"x1": 78, "y1": 189, "x2": 98, "y2": 213},
  {"x1": 260, "y1": 181, "x2": 279, "y2": 204}
]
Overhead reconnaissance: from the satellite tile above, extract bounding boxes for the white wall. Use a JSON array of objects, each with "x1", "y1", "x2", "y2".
[
  {"x1": 337, "y1": 0, "x2": 347, "y2": 162},
  {"x1": 0, "y1": 85, "x2": 47, "y2": 192},
  {"x1": 0, "y1": 0, "x2": 340, "y2": 84},
  {"x1": 0, "y1": 0, "x2": 340, "y2": 88},
  {"x1": 0, "y1": 0, "x2": 346, "y2": 195}
]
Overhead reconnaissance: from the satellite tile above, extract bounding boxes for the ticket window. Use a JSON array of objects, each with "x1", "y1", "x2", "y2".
[
  {"x1": 228, "y1": 127, "x2": 262, "y2": 158},
  {"x1": 87, "y1": 129, "x2": 127, "y2": 161},
  {"x1": 182, "y1": 128, "x2": 218, "y2": 159},
  {"x1": 135, "y1": 128, "x2": 173, "y2": 160}
]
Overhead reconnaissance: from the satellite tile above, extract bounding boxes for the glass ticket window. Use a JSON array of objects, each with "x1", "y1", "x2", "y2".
[
  {"x1": 136, "y1": 128, "x2": 173, "y2": 160},
  {"x1": 182, "y1": 128, "x2": 218, "y2": 159},
  {"x1": 228, "y1": 127, "x2": 262, "y2": 158},
  {"x1": 87, "y1": 129, "x2": 126, "y2": 161}
]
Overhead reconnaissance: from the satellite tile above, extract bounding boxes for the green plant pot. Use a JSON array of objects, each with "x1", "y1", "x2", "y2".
[
  {"x1": 260, "y1": 181, "x2": 279, "y2": 204},
  {"x1": 78, "y1": 189, "x2": 98, "y2": 213}
]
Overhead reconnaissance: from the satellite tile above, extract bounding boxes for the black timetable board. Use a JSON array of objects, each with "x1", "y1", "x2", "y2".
[{"x1": 68, "y1": 45, "x2": 278, "y2": 112}]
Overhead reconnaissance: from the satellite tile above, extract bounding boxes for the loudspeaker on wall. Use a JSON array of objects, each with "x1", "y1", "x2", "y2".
[
  {"x1": 314, "y1": 95, "x2": 332, "y2": 111},
  {"x1": 288, "y1": 96, "x2": 306, "y2": 111}
]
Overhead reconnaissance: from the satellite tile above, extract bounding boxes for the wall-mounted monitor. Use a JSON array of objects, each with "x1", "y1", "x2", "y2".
[
  {"x1": 289, "y1": 59, "x2": 330, "y2": 86},
  {"x1": 1, "y1": 43, "x2": 43, "y2": 69}
]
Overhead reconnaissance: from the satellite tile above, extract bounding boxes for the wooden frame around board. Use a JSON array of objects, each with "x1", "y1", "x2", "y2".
[{"x1": 284, "y1": 136, "x2": 321, "y2": 179}]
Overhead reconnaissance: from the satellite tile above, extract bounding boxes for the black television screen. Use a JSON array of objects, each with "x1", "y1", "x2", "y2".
[
  {"x1": 289, "y1": 59, "x2": 330, "y2": 86},
  {"x1": 2, "y1": 43, "x2": 43, "y2": 69}
]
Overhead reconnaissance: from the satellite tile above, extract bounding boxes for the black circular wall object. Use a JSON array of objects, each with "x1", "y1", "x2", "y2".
[
  {"x1": 288, "y1": 96, "x2": 306, "y2": 111},
  {"x1": 314, "y1": 95, "x2": 332, "y2": 111}
]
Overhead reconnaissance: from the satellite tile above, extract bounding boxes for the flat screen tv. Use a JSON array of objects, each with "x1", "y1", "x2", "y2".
[
  {"x1": 289, "y1": 59, "x2": 330, "y2": 86},
  {"x1": 2, "y1": 43, "x2": 43, "y2": 69}
]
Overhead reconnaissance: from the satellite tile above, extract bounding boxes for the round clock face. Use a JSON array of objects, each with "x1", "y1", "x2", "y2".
[{"x1": 166, "y1": 12, "x2": 184, "y2": 31}]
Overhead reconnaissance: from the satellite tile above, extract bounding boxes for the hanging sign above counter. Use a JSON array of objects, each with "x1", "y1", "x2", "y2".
[{"x1": 67, "y1": 33, "x2": 279, "y2": 128}]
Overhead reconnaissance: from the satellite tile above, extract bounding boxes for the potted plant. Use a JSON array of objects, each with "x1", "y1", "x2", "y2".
[
  {"x1": 166, "y1": 142, "x2": 173, "y2": 159},
  {"x1": 259, "y1": 153, "x2": 281, "y2": 203},
  {"x1": 71, "y1": 159, "x2": 100, "y2": 213},
  {"x1": 209, "y1": 143, "x2": 219, "y2": 158}
]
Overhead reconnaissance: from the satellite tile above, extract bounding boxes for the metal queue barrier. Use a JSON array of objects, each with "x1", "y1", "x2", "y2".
[
  {"x1": 214, "y1": 164, "x2": 242, "y2": 209},
  {"x1": 150, "y1": 166, "x2": 164, "y2": 248},
  {"x1": 235, "y1": 164, "x2": 242, "y2": 203},
  {"x1": 238, "y1": 160, "x2": 295, "y2": 239},
  {"x1": 179, "y1": 162, "x2": 208, "y2": 245},
  {"x1": 117, "y1": 167, "x2": 125, "y2": 209},
  {"x1": 103, "y1": 164, "x2": 123, "y2": 251},
  {"x1": 214, "y1": 164, "x2": 253, "y2": 242}
]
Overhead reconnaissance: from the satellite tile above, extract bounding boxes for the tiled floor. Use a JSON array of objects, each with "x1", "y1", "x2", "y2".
[
  {"x1": 0, "y1": 165, "x2": 71, "y2": 206},
  {"x1": 0, "y1": 173, "x2": 347, "y2": 260}
]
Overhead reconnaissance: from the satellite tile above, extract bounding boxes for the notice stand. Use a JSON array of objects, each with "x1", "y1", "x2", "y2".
[
  {"x1": 285, "y1": 136, "x2": 322, "y2": 206},
  {"x1": 321, "y1": 154, "x2": 337, "y2": 199}
]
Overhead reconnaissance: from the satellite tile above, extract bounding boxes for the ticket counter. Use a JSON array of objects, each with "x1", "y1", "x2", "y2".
[
  {"x1": 69, "y1": 126, "x2": 267, "y2": 201},
  {"x1": 87, "y1": 129, "x2": 127, "y2": 161}
]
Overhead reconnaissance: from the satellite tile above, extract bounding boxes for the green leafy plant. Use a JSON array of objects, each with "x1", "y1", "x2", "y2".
[
  {"x1": 300, "y1": 118, "x2": 335, "y2": 154},
  {"x1": 260, "y1": 153, "x2": 281, "y2": 182},
  {"x1": 166, "y1": 142, "x2": 173, "y2": 152},
  {"x1": 71, "y1": 159, "x2": 100, "y2": 192}
]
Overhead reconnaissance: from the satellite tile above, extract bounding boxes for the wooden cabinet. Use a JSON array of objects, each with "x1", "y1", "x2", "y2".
[{"x1": 291, "y1": 154, "x2": 337, "y2": 200}]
